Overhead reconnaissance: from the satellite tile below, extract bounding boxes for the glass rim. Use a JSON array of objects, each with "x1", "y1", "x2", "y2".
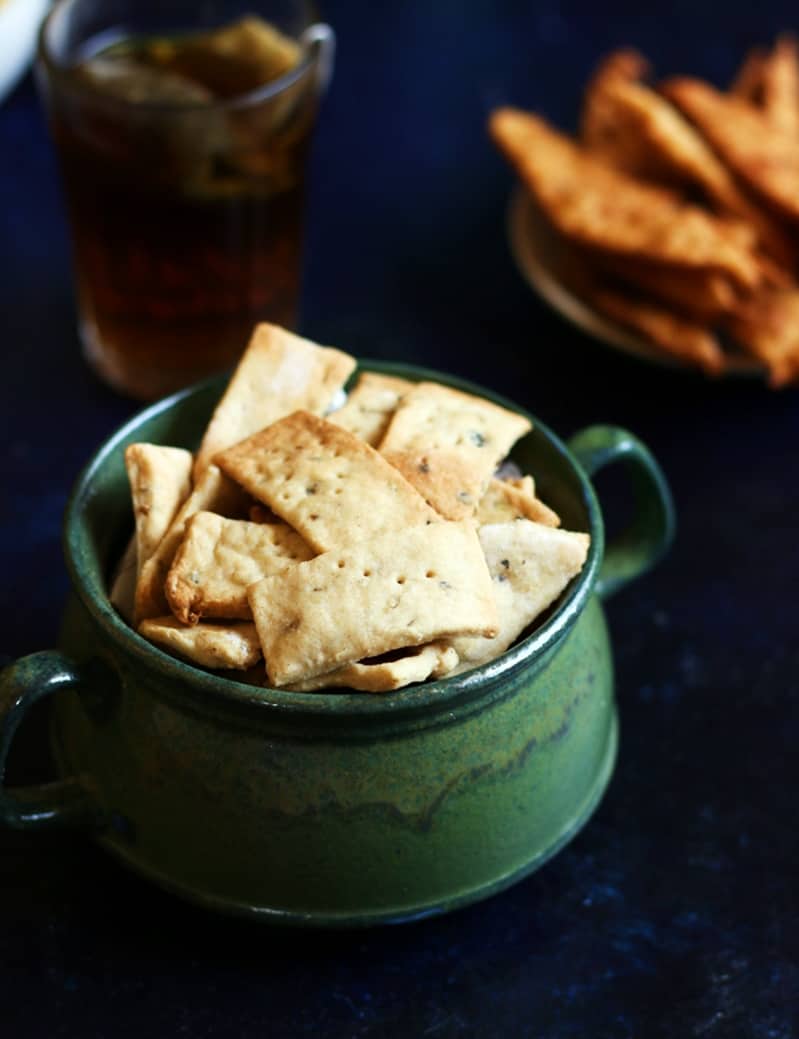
[{"x1": 36, "y1": 0, "x2": 332, "y2": 113}]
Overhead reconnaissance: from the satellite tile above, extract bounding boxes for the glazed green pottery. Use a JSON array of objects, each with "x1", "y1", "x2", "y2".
[{"x1": 0, "y1": 363, "x2": 675, "y2": 925}]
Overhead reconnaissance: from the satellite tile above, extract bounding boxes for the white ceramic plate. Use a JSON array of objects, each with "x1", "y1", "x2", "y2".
[{"x1": 507, "y1": 185, "x2": 763, "y2": 378}]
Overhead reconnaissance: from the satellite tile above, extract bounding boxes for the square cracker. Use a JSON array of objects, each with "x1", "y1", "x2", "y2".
[
  {"x1": 194, "y1": 323, "x2": 356, "y2": 478},
  {"x1": 215, "y1": 411, "x2": 438, "y2": 553},
  {"x1": 450, "y1": 521, "x2": 589, "y2": 674},
  {"x1": 125, "y1": 443, "x2": 193, "y2": 575},
  {"x1": 378, "y1": 382, "x2": 532, "y2": 520},
  {"x1": 328, "y1": 372, "x2": 413, "y2": 445},
  {"x1": 284, "y1": 642, "x2": 459, "y2": 692},
  {"x1": 248, "y1": 520, "x2": 499, "y2": 686},
  {"x1": 139, "y1": 617, "x2": 262, "y2": 670},
  {"x1": 165, "y1": 512, "x2": 313, "y2": 624},
  {"x1": 477, "y1": 477, "x2": 560, "y2": 528},
  {"x1": 134, "y1": 464, "x2": 249, "y2": 624}
]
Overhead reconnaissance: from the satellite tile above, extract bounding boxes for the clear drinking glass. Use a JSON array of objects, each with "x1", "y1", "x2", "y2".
[{"x1": 37, "y1": 0, "x2": 334, "y2": 400}]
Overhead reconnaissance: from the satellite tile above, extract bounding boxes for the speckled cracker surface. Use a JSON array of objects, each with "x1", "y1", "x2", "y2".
[
  {"x1": 249, "y1": 520, "x2": 498, "y2": 686},
  {"x1": 328, "y1": 372, "x2": 413, "y2": 445},
  {"x1": 194, "y1": 323, "x2": 356, "y2": 478},
  {"x1": 134, "y1": 464, "x2": 249, "y2": 624},
  {"x1": 379, "y1": 382, "x2": 532, "y2": 520},
  {"x1": 477, "y1": 477, "x2": 560, "y2": 527},
  {"x1": 165, "y1": 512, "x2": 313, "y2": 623},
  {"x1": 125, "y1": 443, "x2": 193, "y2": 574},
  {"x1": 139, "y1": 617, "x2": 262, "y2": 670},
  {"x1": 285, "y1": 643, "x2": 459, "y2": 692},
  {"x1": 450, "y1": 521, "x2": 589, "y2": 673},
  {"x1": 216, "y1": 411, "x2": 438, "y2": 553}
]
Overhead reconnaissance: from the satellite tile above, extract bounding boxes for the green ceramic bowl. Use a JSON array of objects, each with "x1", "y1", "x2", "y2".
[{"x1": 0, "y1": 362, "x2": 675, "y2": 925}]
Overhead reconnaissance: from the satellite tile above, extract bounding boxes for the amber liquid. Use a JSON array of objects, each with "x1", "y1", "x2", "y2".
[{"x1": 49, "y1": 33, "x2": 315, "y2": 399}]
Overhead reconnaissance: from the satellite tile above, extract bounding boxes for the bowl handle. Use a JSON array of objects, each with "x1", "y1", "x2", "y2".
[
  {"x1": 0, "y1": 651, "x2": 105, "y2": 830},
  {"x1": 568, "y1": 425, "x2": 676, "y2": 600}
]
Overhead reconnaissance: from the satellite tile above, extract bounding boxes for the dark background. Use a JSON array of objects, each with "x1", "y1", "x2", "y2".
[{"x1": 1, "y1": 2, "x2": 797, "y2": 1036}]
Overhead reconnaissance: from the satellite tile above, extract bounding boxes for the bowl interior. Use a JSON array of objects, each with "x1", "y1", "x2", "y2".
[{"x1": 64, "y1": 361, "x2": 600, "y2": 715}]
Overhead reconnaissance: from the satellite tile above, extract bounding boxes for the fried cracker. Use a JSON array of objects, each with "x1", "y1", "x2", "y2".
[
  {"x1": 134, "y1": 464, "x2": 249, "y2": 624},
  {"x1": 585, "y1": 284, "x2": 726, "y2": 374},
  {"x1": 328, "y1": 372, "x2": 413, "y2": 445},
  {"x1": 125, "y1": 444, "x2": 193, "y2": 576},
  {"x1": 760, "y1": 35, "x2": 799, "y2": 134},
  {"x1": 194, "y1": 323, "x2": 356, "y2": 478},
  {"x1": 490, "y1": 106, "x2": 765, "y2": 290},
  {"x1": 726, "y1": 288, "x2": 799, "y2": 387},
  {"x1": 477, "y1": 476, "x2": 560, "y2": 527},
  {"x1": 378, "y1": 382, "x2": 532, "y2": 520},
  {"x1": 450, "y1": 521, "x2": 590, "y2": 674},
  {"x1": 165, "y1": 512, "x2": 313, "y2": 624},
  {"x1": 139, "y1": 617, "x2": 262, "y2": 670},
  {"x1": 662, "y1": 78, "x2": 799, "y2": 224},
  {"x1": 249, "y1": 520, "x2": 499, "y2": 687},
  {"x1": 215, "y1": 411, "x2": 438, "y2": 553},
  {"x1": 285, "y1": 643, "x2": 460, "y2": 692},
  {"x1": 585, "y1": 76, "x2": 796, "y2": 267},
  {"x1": 730, "y1": 47, "x2": 767, "y2": 103}
]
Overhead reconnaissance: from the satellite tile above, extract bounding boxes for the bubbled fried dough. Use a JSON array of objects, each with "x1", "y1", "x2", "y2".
[
  {"x1": 248, "y1": 521, "x2": 499, "y2": 687},
  {"x1": 140, "y1": 617, "x2": 262, "y2": 670},
  {"x1": 328, "y1": 372, "x2": 414, "y2": 445},
  {"x1": 165, "y1": 512, "x2": 314, "y2": 624},
  {"x1": 124, "y1": 443, "x2": 193, "y2": 577},
  {"x1": 378, "y1": 382, "x2": 532, "y2": 520},
  {"x1": 284, "y1": 643, "x2": 460, "y2": 693},
  {"x1": 215, "y1": 410, "x2": 438, "y2": 553}
]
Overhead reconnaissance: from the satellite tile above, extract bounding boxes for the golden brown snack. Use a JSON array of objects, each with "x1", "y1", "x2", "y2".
[
  {"x1": 584, "y1": 284, "x2": 726, "y2": 374},
  {"x1": 139, "y1": 617, "x2": 262, "y2": 670},
  {"x1": 490, "y1": 106, "x2": 765, "y2": 290},
  {"x1": 726, "y1": 288, "x2": 799, "y2": 386},
  {"x1": 328, "y1": 372, "x2": 414, "y2": 446},
  {"x1": 284, "y1": 643, "x2": 460, "y2": 692},
  {"x1": 165, "y1": 512, "x2": 314, "y2": 624},
  {"x1": 730, "y1": 47, "x2": 767, "y2": 103},
  {"x1": 662, "y1": 77, "x2": 799, "y2": 224},
  {"x1": 248, "y1": 521, "x2": 499, "y2": 687},
  {"x1": 194, "y1": 322, "x2": 356, "y2": 479},
  {"x1": 215, "y1": 410, "x2": 438, "y2": 552},
  {"x1": 583, "y1": 74, "x2": 796, "y2": 267},
  {"x1": 759, "y1": 35, "x2": 799, "y2": 134},
  {"x1": 378, "y1": 382, "x2": 532, "y2": 521},
  {"x1": 125, "y1": 444, "x2": 193, "y2": 578},
  {"x1": 477, "y1": 477, "x2": 560, "y2": 528},
  {"x1": 134, "y1": 464, "x2": 249, "y2": 624},
  {"x1": 450, "y1": 521, "x2": 590, "y2": 674}
]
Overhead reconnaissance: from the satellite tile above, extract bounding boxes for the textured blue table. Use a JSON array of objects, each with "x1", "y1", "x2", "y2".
[{"x1": 1, "y1": 2, "x2": 798, "y2": 1036}]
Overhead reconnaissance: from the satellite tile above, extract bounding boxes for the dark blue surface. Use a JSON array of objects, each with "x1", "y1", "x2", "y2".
[{"x1": 2, "y1": 2, "x2": 798, "y2": 1036}]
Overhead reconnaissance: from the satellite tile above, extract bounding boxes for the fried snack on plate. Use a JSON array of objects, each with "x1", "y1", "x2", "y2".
[
  {"x1": 489, "y1": 107, "x2": 764, "y2": 290},
  {"x1": 285, "y1": 643, "x2": 460, "y2": 693},
  {"x1": 194, "y1": 322, "x2": 356, "y2": 479},
  {"x1": 139, "y1": 617, "x2": 262, "y2": 670},
  {"x1": 124, "y1": 444, "x2": 193, "y2": 578},
  {"x1": 759, "y1": 35, "x2": 799, "y2": 135},
  {"x1": 477, "y1": 476, "x2": 560, "y2": 528},
  {"x1": 583, "y1": 284, "x2": 726, "y2": 374},
  {"x1": 586, "y1": 255, "x2": 738, "y2": 323},
  {"x1": 726, "y1": 288, "x2": 799, "y2": 387},
  {"x1": 165, "y1": 512, "x2": 314, "y2": 624},
  {"x1": 248, "y1": 521, "x2": 499, "y2": 687},
  {"x1": 730, "y1": 47, "x2": 767, "y2": 102},
  {"x1": 662, "y1": 78, "x2": 799, "y2": 224},
  {"x1": 215, "y1": 411, "x2": 438, "y2": 552},
  {"x1": 378, "y1": 382, "x2": 532, "y2": 520},
  {"x1": 583, "y1": 73, "x2": 796, "y2": 268},
  {"x1": 134, "y1": 464, "x2": 249, "y2": 624},
  {"x1": 450, "y1": 521, "x2": 590, "y2": 674},
  {"x1": 328, "y1": 372, "x2": 413, "y2": 446}
]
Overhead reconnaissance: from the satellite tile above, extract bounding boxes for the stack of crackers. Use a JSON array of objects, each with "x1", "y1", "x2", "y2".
[
  {"x1": 112, "y1": 323, "x2": 590, "y2": 693},
  {"x1": 491, "y1": 38, "x2": 799, "y2": 386}
]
